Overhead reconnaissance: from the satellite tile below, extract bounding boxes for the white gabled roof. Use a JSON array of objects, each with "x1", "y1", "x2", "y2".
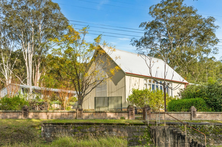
[{"x1": 101, "y1": 46, "x2": 188, "y2": 84}]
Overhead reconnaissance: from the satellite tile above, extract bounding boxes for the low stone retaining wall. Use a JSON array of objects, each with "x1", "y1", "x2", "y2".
[
  {"x1": 149, "y1": 112, "x2": 191, "y2": 120},
  {"x1": 41, "y1": 123, "x2": 148, "y2": 146},
  {"x1": 147, "y1": 112, "x2": 222, "y2": 121},
  {"x1": 166, "y1": 122, "x2": 222, "y2": 146},
  {"x1": 194, "y1": 112, "x2": 222, "y2": 120},
  {"x1": 0, "y1": 110, "x2": 128, "y2": 119},
  {"x1": 1, "y1": 110, "x2": 222, "y2": 120},
  {"x1": 149, "y1": 126, "x2": 206, "y2": 147}
]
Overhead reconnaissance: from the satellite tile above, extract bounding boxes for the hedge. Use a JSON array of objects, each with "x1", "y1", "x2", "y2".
[{"x1": 167, "y1": 98, "x2": 210, "y2": 112}]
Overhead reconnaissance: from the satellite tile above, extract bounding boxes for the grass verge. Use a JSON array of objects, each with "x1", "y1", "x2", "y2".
[{"x1": 2, "y1": 136, "x2": 128, "y2": 147}]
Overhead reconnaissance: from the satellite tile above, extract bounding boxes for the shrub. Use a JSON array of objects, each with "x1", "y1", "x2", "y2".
[
  {"x1": 168, "y1": 98, "x2": 210, "y2": 112},
  {"x1": 128, "y1": 89, "x2": 175, "y2": 111},
  {"x1": 180, "y1": 82, "x2": 222, "y2": 112},
  {"x1": 0, "y1": 95, "x2": 29, "y2": 110}
]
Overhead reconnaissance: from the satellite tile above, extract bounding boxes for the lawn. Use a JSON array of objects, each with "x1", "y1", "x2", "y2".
[
  {"x1": 2, "y1": 136, "x2": 128, "y2": 147},
  {"x1": 0, "y1": 119, "x2": 144, "y2": 128}
]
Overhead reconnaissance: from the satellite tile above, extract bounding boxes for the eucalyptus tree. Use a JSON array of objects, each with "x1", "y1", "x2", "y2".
[
  {"x1": 1, "y1": 0, "x2": 68, "y2": 93},
  {"x1": 0, "y1": 1, "x2": 23, "y2": 87},
  {"x1": 132, "y1": 0, "x2": 219, "y2": 112}
]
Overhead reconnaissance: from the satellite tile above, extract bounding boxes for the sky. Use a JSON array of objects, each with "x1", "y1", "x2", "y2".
[{"x1": 52, "y1": 0, "x2": 222, "y2": 60}]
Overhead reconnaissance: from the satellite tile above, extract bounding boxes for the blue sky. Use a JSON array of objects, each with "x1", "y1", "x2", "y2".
[{"x1": 52, "y1": 0, "x2": 222, "y2": 60}]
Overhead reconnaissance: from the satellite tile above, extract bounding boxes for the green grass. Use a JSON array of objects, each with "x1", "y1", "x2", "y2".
[
  {"x1": 0, "y1": 119, "x2": 144, "y2": 128},
  {"x1": 2, "y1": 136, "x2": 127, "y2": 147}
]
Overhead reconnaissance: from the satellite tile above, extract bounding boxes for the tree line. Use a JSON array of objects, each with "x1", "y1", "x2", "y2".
[{"x1": 0, "y1": 0, "x2": 222, "y2": 107}]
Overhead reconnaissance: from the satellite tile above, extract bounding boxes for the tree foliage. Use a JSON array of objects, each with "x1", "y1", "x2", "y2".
[
  {"x1": 128, "y1": 88, "x2": 175, "y2": 111},
  {"x1": 180, "y1": 81, "x2": 222, "y2": 111},
  {"x1": 1, "y1": 0, "x2": 68, "y2": 91},
  {"x1": 43, "y1": 26, "x2": 120, "y2": 107},
  {"x1": 132, "y1": 0, "x2": 219, "y2": 83}
]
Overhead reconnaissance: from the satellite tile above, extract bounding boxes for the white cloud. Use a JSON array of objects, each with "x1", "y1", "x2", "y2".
[
  {"x1": 118, "y1": 38, "x2": 130, "y2": 41},
  {"x1": 97, "y1": 0, "x2": 109, "y2": 10}
]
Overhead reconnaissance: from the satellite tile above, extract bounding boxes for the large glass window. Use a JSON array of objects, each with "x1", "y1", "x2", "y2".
[{"x1": 143, "y1": 79, "x2": 173, "y2": 96}]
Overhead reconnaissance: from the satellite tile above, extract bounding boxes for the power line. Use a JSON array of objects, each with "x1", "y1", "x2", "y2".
[
  {"x1": 79, "y1": 31, "x2": 136, "y2": 39},
  {"x1": 73, "y1": 27, "x2": 141, "y2": 38},
  {"x1": 69, "y1": 20, "x2": 144, "y2": 32},
  {"x1": 58, "y1": 3, "x2": 97, "y2": 10},
  {"x1": 71, "y1": 23, "x2": 144, "y2": 35}
]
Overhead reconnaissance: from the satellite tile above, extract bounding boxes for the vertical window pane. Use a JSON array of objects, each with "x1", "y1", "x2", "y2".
[
  {"x1": 156, "y1": 85, "x2": 159, "y2": 89},
  {"x1": 160, "y1": 86, "x2": 163, "y2": 91},
  {"x1": 152, "y1": 84, "x2": 155, "y2": 90}
]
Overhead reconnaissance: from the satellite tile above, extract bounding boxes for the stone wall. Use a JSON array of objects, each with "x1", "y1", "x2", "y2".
[
  {"x1": 194, "y1": 112, "x2": 222, "y2": 120},
  {"x1": 0, "y1": 110, "x2": 128, "y2": 119},
  {"x1": 149, "y1": 126, "x2": 206, "y2": 147},
  {"x1": 1, "y1": 110, "x2": 222, "y2": 120},
  {"x1": 41, "y1": 123, "x2": 149, "y2": 146},
  {"x1": 149, "y1": 112, "x2": 191, "y2": 120},
  {"x1": 82, "y1": 112, "x2": 128, "y2": 119},
  {"x1": 166, "y1": 122, "x2": 222, "y2": 146}
]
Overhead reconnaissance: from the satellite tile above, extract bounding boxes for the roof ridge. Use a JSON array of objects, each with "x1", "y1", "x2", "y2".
[{"x1": 113, "y1": 48, "x2": 163, "y2": 61}]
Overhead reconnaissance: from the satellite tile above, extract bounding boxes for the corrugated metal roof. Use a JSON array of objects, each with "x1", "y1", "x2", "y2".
[
  {"x1": 12, "y1": 84, "x2": 76, "y2": 94},
  {"x1": 101, "y1": 46, "x2": 188, "y2": 83}
]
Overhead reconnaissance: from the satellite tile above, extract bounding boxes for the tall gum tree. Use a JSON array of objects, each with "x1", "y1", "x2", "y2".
[
  {"x1": 132, "y1": 0, "x2": 219, "y2": 83},
  {"x1": 1, "y1": 0, "x2": 68, "y2": 94},
  {"x1": 0, "y1": 2, "x2": 24, "y2": 87}
]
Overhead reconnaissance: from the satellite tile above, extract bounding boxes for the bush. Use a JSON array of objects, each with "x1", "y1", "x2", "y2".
[
  {"x1": 128, "y1": 89, "x2": 175, "y2": 111},
  {"x1": 0, "y1": 95, "x2": 29, "y2": 110},
  {"x1": 168, "y1": 98, "x2": 210, "y2": 112},
  {"x1": 180, "y1": 82, "x2": 222, "y2": 112}
]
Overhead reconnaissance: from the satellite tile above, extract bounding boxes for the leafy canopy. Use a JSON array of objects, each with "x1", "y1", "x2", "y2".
[
  {"x1": 132, "y1": 0, "x2": 219, "y2": 83},
  {"x1": 180, "y1": 80, "x2": 222, "y2": 112},
  {"x1": 43, "y1": 26, "x2": 119, "y2": 107}
]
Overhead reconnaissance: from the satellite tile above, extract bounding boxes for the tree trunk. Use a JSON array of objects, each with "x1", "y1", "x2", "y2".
[
  {"x1": 34, "y1": 61, "x2": 41, "y2": 86},
  {"x1": 77, "y1": 95, "x2": 83, "y2": 109}
]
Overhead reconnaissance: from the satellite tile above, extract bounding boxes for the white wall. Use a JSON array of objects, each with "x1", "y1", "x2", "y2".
[{"x1": 125, "y1": 75, "x2": 186, "y2": 101}]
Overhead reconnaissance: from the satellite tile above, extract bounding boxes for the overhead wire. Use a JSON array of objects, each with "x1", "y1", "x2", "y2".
[
  {"x1": 71, "y1": 23, "x2": 144, "y2": 34},
  {"x1": 69, "y1": 20, "x2": 144, "y2": 32},
  {"x1": 72, "y1": 27, "x2": 141, "y2": 38}
]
